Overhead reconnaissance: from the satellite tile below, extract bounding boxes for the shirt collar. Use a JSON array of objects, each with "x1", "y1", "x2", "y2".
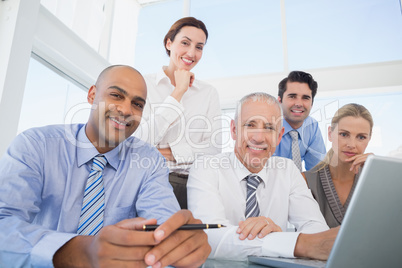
[
  {"x1": 283, "y1": 117, "x2": 312, "y2": 136},
  {"x1": 156, "y1": 66, "x2": 200, "y2": 90},
  {"x1": 283, "y1": 119, "x2": 296, "y2": 135},
  {"x1": 230, "y1": 152, "x2": 269, "y2": 187},
  {"x1": 76, "y1": 125, "x2": 120, "y2": 170},
  {"x1": 155, "y1": 66, "x2": 169, "y2": 85}
]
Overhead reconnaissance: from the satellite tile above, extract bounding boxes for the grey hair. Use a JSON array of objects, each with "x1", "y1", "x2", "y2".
[{"x1": 234, "y1": 92, "x2": 283, "y2": 130}]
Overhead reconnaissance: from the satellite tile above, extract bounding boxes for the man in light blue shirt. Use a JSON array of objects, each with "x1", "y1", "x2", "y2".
[
  {"x1": 274, "y1": 71, "x2": 326, "y2": 171},
  {"x1": 0, "y1": 65, "x2": 210, "y2": 267}
]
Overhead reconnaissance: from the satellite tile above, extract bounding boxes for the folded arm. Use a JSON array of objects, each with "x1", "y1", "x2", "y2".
[
  {"x1": 294, "y1": 226, "x2": 340, "y2": 260},
  {"x1": 237, "y1": 216, "x2": 282, "y2": 240}
]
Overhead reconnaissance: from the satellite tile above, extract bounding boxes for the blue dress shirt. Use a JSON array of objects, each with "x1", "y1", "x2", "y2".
[
  {"x1": 0, "y1": 124, "x2": 180, "y2": 267},
  {"x1": 274, "y1": 116, "x2": 326, "y2": 171}
]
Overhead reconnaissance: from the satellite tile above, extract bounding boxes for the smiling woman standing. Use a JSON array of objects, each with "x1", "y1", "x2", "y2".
[
  {"x1": 303, "y1": 103, "x2": 374, "y2": 227},
  {"x1": 136, "y1": 17, "x2": 222, "y2": 209}
]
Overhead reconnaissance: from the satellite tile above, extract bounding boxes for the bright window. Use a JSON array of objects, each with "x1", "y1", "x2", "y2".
[
  {"x1": 135, "y1": 0, "x2": 402, "y2": 79},
  {"x1": 286, "y1": 0, "x2": 402, "y2": 69},
  {"x1": 311, "y1": 90, "x2": 402, "y2": 157},
  {"x1": 18, "y1": 57, "x2": 90, "y2": 133},
  {"x1": 190, "y1": 0, "x2": 283, "y2": 79},
  {"x1": 134, "y1": 0, "x2": 183, "y2": 75}
]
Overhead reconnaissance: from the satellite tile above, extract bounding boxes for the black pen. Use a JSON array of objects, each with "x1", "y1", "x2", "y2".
[{"x1": 143, "y1": 224, "x2": 225, "y2": 231}]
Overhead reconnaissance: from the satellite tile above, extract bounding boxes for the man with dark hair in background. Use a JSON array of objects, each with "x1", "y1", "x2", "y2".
[{"x1": 275, "y1": 71, "x2": 326, "y2": 171}]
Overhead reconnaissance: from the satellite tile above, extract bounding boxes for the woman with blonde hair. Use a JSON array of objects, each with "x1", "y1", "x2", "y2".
[{"x1": 303, "y1": 103, "x2": 373, "y2": 227}]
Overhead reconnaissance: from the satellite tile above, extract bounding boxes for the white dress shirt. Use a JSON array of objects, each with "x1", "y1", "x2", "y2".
[
  {"x1": 135, "y1": 67, "x2": 222, "y2": 173},
  {"x1": 187, "y1": 152, "x2": 329, "y2": 261}
]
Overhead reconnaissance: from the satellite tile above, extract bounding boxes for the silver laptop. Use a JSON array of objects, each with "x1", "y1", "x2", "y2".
[{"x1": 248, "y1": 155, "x2": 402, "y2": 268}]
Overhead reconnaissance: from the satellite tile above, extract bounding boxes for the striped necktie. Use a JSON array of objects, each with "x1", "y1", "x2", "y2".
[
  {"x1": 77, "y1": 155, "x2": 107, "y2": 235},
  {"x1": 289, "y1": 130, "x2": 302, "y2": 171},
  {"x1": 245, "y1": 175, "x2": 262, "y2": 218}
]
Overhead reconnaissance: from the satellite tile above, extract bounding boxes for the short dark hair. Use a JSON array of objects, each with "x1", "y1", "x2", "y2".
[
  {"x1": 163, "y1": 17, "x2": 208, "y2": 56},
  {"x1": 278, "y1": 71, "x2": 318, "y2": 102}
]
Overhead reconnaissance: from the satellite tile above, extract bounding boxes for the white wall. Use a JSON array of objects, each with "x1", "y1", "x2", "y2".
[{"x1": 207, "y1": 61, "x2": 402, "y2": 109}]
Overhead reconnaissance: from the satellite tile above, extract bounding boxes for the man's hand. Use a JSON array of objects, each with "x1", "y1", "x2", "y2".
[
  {"x1": 346, "y1": 153, "x2": 374, "y2": 174},
  {"x1": 53, "y1": 211, "x2": 210, "y2": 268},
  {"x1": 144, "y1": 210, "x2": 211, "y2": 268},
  {"x1": 294, "y1": 226, "x2": 340, "y2": 260},
  {"x1": 237, "y1": 216, "x2": 282, "y2": 240},
  {"x1": 53, "y1": 218, "x2": 158, "y2": 267}
]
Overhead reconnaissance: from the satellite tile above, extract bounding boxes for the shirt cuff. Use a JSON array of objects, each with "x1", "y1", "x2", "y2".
[
  {"x1": 31, "y1": 232, "x2": 77, "y2": 267},
  {"x1": 261, "y1": 232, "x2": 300, "y2": 258}
]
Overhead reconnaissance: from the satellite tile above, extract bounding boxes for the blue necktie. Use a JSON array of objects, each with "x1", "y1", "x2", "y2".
[
  {"x1": 245, "y1": 175, "x2": 262, "y2": 218},
  {"x1": 77, "y1": 155, "x2": 107, "y2": 235}
]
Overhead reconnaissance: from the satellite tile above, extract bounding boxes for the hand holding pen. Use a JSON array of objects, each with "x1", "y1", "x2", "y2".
[{"x1": 141, "y1": 210, "x2": 213, "y2": 268}]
